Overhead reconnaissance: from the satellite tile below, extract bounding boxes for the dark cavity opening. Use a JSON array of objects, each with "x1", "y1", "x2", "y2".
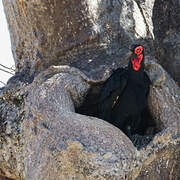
[{"x1": 75, "y1": 85, "x2": 159, "y2": 150}]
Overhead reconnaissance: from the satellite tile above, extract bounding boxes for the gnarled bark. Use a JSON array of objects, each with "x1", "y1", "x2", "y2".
[{"x1": 0, "y1": 0, "x2": 180, "y2": 179}]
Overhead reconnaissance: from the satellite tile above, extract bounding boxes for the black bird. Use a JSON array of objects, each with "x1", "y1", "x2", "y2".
[{"x1": 98, "y1": 44, "x2": 151, "y2": 137}]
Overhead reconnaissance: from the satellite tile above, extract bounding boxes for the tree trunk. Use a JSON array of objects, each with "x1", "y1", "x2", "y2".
[
  {"x1": 2, "y1": 0, "x2": 156, "y2": 75},
  {"x1": 1, "y1": 0, "x2": 180, "y2": 180}
]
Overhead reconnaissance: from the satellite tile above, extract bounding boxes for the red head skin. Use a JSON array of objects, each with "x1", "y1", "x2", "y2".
[{"x1": 131, "y1": 46, "x2": 143, "y2": 71}]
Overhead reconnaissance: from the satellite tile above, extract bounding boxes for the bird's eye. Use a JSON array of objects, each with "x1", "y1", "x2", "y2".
[{"x1": 134, "y1": 46, "x2": 143, "y2": 55}]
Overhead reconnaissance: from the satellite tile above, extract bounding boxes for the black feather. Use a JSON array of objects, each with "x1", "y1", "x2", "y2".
[{"x1": 98, "y1": 45, "x2": 150, "y2": 137}]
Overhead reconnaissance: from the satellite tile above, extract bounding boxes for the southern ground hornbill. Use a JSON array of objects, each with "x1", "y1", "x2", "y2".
[{"x1": 98, "y1": 44, "x2": 151, "y2": 138}]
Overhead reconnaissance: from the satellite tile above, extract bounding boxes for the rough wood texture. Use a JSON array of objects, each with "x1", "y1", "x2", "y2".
[
  {"x1": 0, "y1": 0, "x2": 180, "y2": 179},
  {"x1": 2, "y1": 0, "x2": 155, "y2": 75}
]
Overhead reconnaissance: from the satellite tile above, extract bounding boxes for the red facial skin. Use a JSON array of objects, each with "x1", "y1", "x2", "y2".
[
  {"x1": 131, "y1": 46, "x2": 143, "y2": 71},
  {"x1": 134, "y1": 46, "x2": 143, "y2": 55}
]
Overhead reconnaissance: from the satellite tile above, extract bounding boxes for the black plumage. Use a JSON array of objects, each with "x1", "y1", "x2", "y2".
[{"x1": 98, "y1": 45, "x2": 151, "y2": 137}]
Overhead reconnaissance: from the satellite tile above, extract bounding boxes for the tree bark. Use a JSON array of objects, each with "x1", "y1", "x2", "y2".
[
  {"x1": 2, "y1": 0, "x2": 155, "y2": 76},
  {"x1": 1, "y1": 0, "x2": 180, "y2": 180}
]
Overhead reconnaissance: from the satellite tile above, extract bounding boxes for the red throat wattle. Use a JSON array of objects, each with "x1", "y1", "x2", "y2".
[{"x1": 131, "y1": 54, "x2": 143, "y2": 71}]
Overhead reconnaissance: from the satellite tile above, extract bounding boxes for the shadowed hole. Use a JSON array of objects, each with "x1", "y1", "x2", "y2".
[{"x1": 76, "y1": 85, "x2": 159, "y2": 150}]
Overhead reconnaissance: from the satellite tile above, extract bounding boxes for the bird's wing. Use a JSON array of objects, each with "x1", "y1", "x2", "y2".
[
  {"x1": 98, "y1": 68, "x2": 128, "y2": 120},
  {"x1": 144, "y1": 72, "x2": 151, "y2": 97}
]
